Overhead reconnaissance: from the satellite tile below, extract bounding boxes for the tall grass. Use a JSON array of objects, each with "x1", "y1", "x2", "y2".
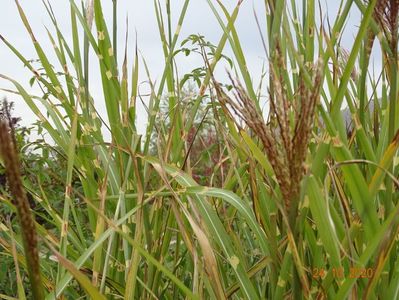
[{"x1": 1, "y1": 0, "x2": 399, "y2": 299}]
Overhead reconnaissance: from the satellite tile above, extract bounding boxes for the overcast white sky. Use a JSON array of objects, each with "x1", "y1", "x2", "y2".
[{"x1": 0, "y1": 0, "x2": 367, "y2": 136}]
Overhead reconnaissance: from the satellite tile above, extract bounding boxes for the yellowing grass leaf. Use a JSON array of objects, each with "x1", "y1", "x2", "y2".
[{"x1": 47, "y1": 244, "x2": 106, "y2": 300}]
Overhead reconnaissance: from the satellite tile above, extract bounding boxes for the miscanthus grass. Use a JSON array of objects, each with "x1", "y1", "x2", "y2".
[{"x1": 1, "y1": 0, "x2": 399, "y2": 299}]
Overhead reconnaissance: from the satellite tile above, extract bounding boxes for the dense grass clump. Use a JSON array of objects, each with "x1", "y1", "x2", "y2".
[{"x1": 2, "y1": 0, "x2": 399, "y2": 299}]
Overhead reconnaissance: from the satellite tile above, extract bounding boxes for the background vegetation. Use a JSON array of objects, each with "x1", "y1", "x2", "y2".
[{"x1": 1, "y1": 0, "x2": 399, "y2": 299}]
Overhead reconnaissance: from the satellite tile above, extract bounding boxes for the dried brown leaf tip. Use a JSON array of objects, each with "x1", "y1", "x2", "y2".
[{"x1": 214, "y1": 59, "x2": 323, "y2": 227}]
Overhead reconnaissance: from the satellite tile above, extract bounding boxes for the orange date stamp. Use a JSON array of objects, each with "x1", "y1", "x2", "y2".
[{"x1": 312, "y1": 267, "x2": 374, "y2": 279}]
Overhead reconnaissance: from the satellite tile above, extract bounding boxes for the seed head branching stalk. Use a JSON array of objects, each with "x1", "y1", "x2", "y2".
[
  {"x1": 0, "y1": 120, "x2": 44, "y2": 300},
  {"x1": 214, "y1": 56, "x2": 323, "y2": 231}
]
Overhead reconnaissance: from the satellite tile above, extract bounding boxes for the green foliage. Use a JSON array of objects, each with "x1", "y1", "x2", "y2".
[{"x1": 1, "y1": 0, "x2": 399, "y2": 299}]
